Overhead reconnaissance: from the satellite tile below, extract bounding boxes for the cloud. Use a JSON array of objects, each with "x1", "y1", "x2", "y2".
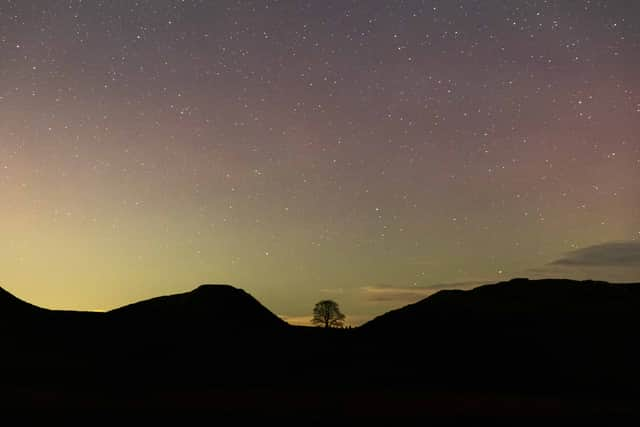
[
  {"x1": 278, "y1": 315, "x2": 313, "y2": 326},
  {"x1": 523, "y1": 241, "x2": 640, "y2": 283},
  {"x1": 550, "y1": 241, "x2": 640, "y2": 267},
  {"x1": 421, "y1": 280, "x2": 487, "y2": 291},
  {"x1": 278, "y1": 314, "x2": 370, "y2": 327},
  {"x1": 361, "y1": 286, "x2": 433, "y2": 302},
  {"x1": 361, "y1": 281, "x2": 483, "y2": 303}
]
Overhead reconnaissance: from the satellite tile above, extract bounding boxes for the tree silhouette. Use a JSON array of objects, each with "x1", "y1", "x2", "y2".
[{"x1": 311, "y1": 300, "x2": 345, "y2": 328}]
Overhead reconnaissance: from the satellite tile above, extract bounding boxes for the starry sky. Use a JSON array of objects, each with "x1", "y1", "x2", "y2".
[{"x1": 1, "y1": 0, "x2": 639, "y2": 325}]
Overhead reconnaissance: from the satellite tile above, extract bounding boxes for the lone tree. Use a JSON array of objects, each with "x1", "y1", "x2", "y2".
[{"x1": 311, "y1": 300, "x2": 346, "y2": 328}]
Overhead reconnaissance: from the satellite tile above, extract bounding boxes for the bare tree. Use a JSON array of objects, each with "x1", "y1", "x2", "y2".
[{"x1": 311, "y1": 300, "x2": 345, "y2": 328}]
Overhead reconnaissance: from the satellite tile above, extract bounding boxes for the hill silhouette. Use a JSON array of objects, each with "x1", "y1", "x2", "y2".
[
  {"x1": 362, "y1": 277, "x2": 640, "y2": 331},
  {"x1": 0, "y1": 286, "x2": 47, "y2": 318},
  {"x1": 1, "y1": 284, "x2": 291, "y2": 390},
  {"x1": 356, "y1": 278, "x2": 640, "y2": 392},
  {"x1": 107, "y1": 284, "x2": 286, "y2": 329},
  {"x1": 3, "y1": 278, "x2": 640, "y2": 416}
]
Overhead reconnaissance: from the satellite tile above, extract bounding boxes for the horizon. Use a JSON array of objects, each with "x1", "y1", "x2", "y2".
[
  {"x1": 4, "y1": 275, "x2": 640, "y2": 327},
  {"x1": 1, "y1": 1, "x2": 638, "y2": 324}
]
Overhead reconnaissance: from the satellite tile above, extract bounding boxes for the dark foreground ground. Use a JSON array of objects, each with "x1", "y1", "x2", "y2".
[{"x1": 4, "y1": 386, "x2": 640, "y2": 423}]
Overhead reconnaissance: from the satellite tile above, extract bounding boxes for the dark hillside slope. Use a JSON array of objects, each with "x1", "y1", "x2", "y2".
[
  {"x1": 0, "y1": 287, "x2": 104, "y2": 386},
  {"x1": 356, "y1": 278, "x2": 640, "y2": 392},
  {"x1": 363, "y1": 278, "x2": 640, "y2": 331},
  {"x1": 1, "y1": 284, "x2": 292, "y2": 387},
  {"x1": 0, "y1": 286, "x2": 47, "y2": 319},
  {"x1": 107, "y1": 284, "x2": 286, "y2": 329},
  {"x1": 101, "y1": 284, "x2": 293, "y2": 385}
]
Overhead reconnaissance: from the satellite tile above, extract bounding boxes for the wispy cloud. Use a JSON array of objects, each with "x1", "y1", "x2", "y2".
[
  {"x1": 360, "y1": 281, "x2": 483, "y2": 303},
  {"x1": 524, "y1": 241, "x2": 640, "y2": 282},
  {"x1": 278, "y1": 315, "x2": 313, "y2": 326},
  {"x1": 550, "y1": 241, "x2": 640, "y2": 267},
  {"x1": 360, "y1": 286, "x2": 434, "y2": 302},
  {"x1": 278, "y1": 314, "x2": 370, "y2": 327},
  {"x1": 421, "y1": 280, "x2": 487, "y2": 291}
]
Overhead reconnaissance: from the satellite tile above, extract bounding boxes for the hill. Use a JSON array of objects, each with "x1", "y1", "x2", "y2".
[
  {"x1": 0, "y1": 284, "x2": 292, "y2": 388},
  {"x1": 356, "y1": 278, "x2": 640, "y2": 391},
  {"x1": 362, "y1": 277, "x2": 640, "y2": 331},
  {"x1": 107, "y1": 284, "x2": 286, "y2": 330},
  {"x1": 0, "y1": 286, "x2": 47, "y2": 319}
]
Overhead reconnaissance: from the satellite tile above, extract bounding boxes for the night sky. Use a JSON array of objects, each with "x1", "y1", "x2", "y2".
[{"x1": 1, "y1": 1, "x2": 639, "y2": 325}]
